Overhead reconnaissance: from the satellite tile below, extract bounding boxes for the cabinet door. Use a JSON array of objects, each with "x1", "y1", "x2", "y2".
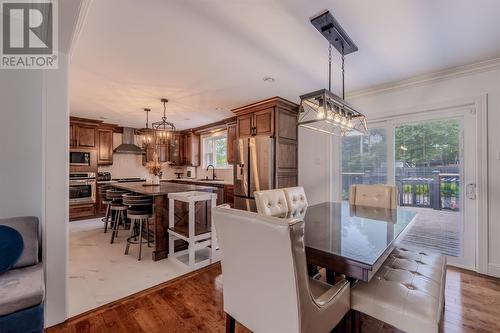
[
  {"x1": 77, "y1": 125, "x2": 96, "y2": 148},
  {"x1": 226, "y1": 123, "x2": 237, "y2": 164},
  {"x1": 169, "y1": 134, "x2": 183, "y2": 165},
  {"x1": 184, "y1": 133, "x2": 200, "y2": 166},
  {"x1": 97, "y1": 128, "x2": 113, "y2": 165},
  {"x1": 254, "y1": 108, "x2": 274, "y2": 136},
  {"x1": 237, "y1": 113, "x2": 253, "y2": 138},
  {"x1": 70, "y1": 124, "x2": 77, "y2": 147}
]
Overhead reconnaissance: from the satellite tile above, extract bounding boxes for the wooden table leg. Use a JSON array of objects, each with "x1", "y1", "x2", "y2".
[
  {"x1": 351, "y1": 310, "x2": 361, "y2": 333},
  {"x1": 152, "y1": 195, "x2": 168, "y2": 261}
]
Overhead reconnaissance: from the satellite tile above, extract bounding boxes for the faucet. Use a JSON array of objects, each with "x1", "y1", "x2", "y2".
[{"x1": 206, "y1": 164, "x2": 216, "y2": 180}]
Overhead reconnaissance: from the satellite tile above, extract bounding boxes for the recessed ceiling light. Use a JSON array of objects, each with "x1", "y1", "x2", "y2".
[
  {"x1": 262, "y1": 76, "x2": 275, "y2": 83},
  {"x1": 99, "y1": 116, "x2": 107, "y2": 120},
  {"x1": 215, "y1": 107, "x2": 224, "y2": 111}
]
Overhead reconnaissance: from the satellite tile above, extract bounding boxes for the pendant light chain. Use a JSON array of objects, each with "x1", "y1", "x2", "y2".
[
  {"x1": 341, "y1": 43, "x2": 345, "y2": 100},
  {"x1": 328, "y1": 43, "x2": 332, "y2": 92}
]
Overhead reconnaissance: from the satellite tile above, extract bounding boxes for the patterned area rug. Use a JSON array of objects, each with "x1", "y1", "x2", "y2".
[{"x1": 398, "y1": 207, "x2": 461, "y2": 257}]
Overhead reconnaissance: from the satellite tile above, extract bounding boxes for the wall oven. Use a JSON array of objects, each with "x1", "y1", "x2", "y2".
[{"x1": 69, "y1": 172, "x2": 96, "y2": 204}]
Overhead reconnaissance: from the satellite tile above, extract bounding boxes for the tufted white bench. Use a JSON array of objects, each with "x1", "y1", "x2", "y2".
[{"x1": 351, "y1": 247, "x2": 447, "y2": 333}]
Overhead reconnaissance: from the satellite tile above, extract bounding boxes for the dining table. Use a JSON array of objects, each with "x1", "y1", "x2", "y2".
[{"x1": 303, "y1": 201, "x2": 417, "y2": 283}]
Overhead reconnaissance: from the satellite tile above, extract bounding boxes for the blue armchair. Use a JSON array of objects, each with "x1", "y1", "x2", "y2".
[{"x1": 0, "y1": 217, "x2": 44, "y2": 333}]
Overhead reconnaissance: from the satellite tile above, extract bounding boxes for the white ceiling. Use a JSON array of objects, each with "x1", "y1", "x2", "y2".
[{"x1": 70, "y1": 0, "x2": 500, "y2": 129}]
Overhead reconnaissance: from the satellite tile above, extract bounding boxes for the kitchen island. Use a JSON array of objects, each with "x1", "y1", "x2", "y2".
[{"x1": 112, "y1": 181, "x2": 216, "y2": 261}]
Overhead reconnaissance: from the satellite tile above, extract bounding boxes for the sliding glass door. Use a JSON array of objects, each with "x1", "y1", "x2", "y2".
[{"x1": 340, "y1": 108, "x2": 477, "y2": 268}]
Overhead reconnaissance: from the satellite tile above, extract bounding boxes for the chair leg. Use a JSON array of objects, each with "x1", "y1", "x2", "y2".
[
  {"x1": 138, "y1": 219, "x2": 143, "y2": 261},
  {"x1": 225, "y1": 313, "x2": 235, "y2": 333},
  {"x1": 110, "y1": 210, "x2": 119, "y2": 244},
  {"x1": 103, "y1": 204, "x2": 111, "y2": 233},
  {"x1": 125, "y1": 219, "x2": 136, "y2": 255}
]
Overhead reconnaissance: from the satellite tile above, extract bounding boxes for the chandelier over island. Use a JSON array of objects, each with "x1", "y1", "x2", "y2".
[
  {"x1": 152, "y1": 98, "x2": 176, "y2": 145},
  {"x1": 298, "y1": 10, "x2": 368, "y2": 136}
]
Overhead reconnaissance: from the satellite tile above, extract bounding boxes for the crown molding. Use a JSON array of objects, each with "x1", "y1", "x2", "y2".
[
  {"x1": 68, "y1": 0, "x2": 93, "y2": 56},
  {"x1": 348, "y1": 57, "x2": 500, "y2": 99}
]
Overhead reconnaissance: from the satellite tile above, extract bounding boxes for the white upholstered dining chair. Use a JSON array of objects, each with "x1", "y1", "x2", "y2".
[
  {"x1": 349, "y1": 184, "x2": 397, "y2": 209},
  {"x1": 283, "y1": 186, "x2": 308, "y2": 218},
  {"x1": 213, "y1": 205, "x2": 350, "y2": 333},
  {"x1": 254, "y1": 189, "x2": 289, "y2": 217}
]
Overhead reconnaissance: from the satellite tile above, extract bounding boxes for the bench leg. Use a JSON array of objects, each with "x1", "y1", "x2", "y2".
[{"x1": 225, "y1": 313, "x2": 235, "y2": 333}]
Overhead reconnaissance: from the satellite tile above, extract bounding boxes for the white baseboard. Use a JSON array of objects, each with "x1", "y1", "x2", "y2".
[{"x1": 488, "y1": 264, "x2": 500, "y2": 278}]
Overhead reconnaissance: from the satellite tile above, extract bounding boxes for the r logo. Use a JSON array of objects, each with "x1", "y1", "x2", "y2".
[{"x1": 2, "y1": 1, "x2": 53, "y2": 54}]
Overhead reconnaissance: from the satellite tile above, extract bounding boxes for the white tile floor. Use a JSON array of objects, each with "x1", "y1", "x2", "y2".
[{"x1": 69, "y1": 218, "x2": 192, "y2": 317}]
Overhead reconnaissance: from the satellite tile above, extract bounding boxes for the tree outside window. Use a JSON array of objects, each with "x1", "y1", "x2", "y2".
[{"x1": 203, "y1": 134, "x2": 229, "y2": 168}]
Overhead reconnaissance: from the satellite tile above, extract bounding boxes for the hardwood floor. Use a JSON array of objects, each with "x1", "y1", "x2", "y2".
[{"x1": 46, "y1": 264, "x2": 500, "y2": 333}]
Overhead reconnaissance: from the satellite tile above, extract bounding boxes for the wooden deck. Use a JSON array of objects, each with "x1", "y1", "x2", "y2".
[
  {"x1": 399, "y1": 207, "x2": 461, "y2": 257},
  {"x1": 47, "y1": 263, "x2": 500, "y2": 333}
]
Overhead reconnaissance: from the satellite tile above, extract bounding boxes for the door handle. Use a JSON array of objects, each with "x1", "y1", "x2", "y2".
[{"x1": 466, "y1": 183, "x2": 476, "y2": 200}]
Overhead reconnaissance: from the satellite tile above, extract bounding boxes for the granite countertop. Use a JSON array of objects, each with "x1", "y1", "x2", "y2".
[
  {"x1": 111, "y1": 181, "x2": 216, "y2": 196},
  {"x1": 162, "y1": 178, "x2": 234, "y2": 186}
]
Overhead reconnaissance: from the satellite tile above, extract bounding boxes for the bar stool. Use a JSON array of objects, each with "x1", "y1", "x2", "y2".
[
  {"x1": 123, "y1": 194, "x2": 153, "y2": 261},
  {"x1": 168, "y1": 191, "x2": 217, "y2": 269},
  {"x1": 106, "y1": 189, "x2": 129, "y2": 244},
  {"x1": 100, "y1": 185, "x2": 113, "y2": 233}
]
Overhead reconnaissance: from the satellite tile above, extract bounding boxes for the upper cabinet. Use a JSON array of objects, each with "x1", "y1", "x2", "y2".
[
  {"x1": 232, "y1": 97, "x2": 297, "y2": 138},
  {"x1": 70, "y1": 117, "x2": 116, "y2": 165},
  {"x1": 235, "y1": 108, "x2": 273, "y2": 138},
  {"x1": 183, "y1": 131, "x2": 200, "y2": 166},
  {"x1": 226, "y1": 121, "x2": 237, "y2": 165},
  {"x1": 168, "y1": 133, "x2": 184, "y2": 165},
  {"x1": 70, "y1": 117, "x2": 101, "y2": 148},
  {"x1": 97, "y1": 125, "x2": 115, "y2": 165}
]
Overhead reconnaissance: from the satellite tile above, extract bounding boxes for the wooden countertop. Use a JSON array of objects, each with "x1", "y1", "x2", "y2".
[{"x1": 111, "y1": 181, "x2": 216, "y2": 196}]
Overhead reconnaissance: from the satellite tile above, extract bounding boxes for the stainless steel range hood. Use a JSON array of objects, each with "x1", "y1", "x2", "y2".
[{"x1": 113, "y1": 127, "x2": 145, "y2": 154}]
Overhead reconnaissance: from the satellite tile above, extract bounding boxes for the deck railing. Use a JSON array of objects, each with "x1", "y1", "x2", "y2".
[{"x1": 342, "y1": 167, "x2": 460, "y2": 211}]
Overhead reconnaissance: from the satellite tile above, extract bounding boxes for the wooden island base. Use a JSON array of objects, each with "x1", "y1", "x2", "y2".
[{"x1": 111, "y1": 181, "x2": 216, "y2": 261}]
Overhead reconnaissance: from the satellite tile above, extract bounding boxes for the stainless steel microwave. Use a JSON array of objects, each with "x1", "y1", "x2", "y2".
[{"x1": 70, "y1": 151, "x2": 91, "y2": 166}]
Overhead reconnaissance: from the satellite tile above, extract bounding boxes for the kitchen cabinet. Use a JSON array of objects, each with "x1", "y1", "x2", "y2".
[
  {"x1": 226, "y1": 122, "x2": 237, "y2": 165},
  {"x1": 69, "y1": 117, "x2": 105, "y2": 150},
  {"x1": 232, "y1": 97, "x2": 299, "y2": 189},
  {"x1": 69, "y1": 203, "x2": 96, "y2": 221},
  {"x1": 77, "y1": 125, "x2": 97, "y2": 148},
  {"x1": 224, "y1": 184, "x2": 234, "y2": 207},
  {"x1": 183, "y1": 131, "x2": 200, "y2": 166},
  {"x1": 253, "y1": 108, "x2": 274, "y2": 136},
  {"x1": 237, "y1": 113, "x2": 253, "y2": 138},
  {"x1": 234, "y1": 106, "x2": 274, "y2": 138},
  {"x1": 169, "y1": 133, "x2": 184, "y2": 165},
  {"x1": 97, "y1": 127, "x2": 114, "y2": 165}
]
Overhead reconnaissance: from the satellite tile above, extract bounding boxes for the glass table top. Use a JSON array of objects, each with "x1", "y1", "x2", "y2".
[{"x1": 303, "y1": 202, "x2": 417, "y2": 266}]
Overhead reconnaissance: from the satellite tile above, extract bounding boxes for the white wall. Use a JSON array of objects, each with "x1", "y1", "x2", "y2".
[
  {"x1": 298, "y1": 60, "x2": 500, "y2": 277},
  {"x1": 43, "y1": 53, "x2": 70, "y2": 326},
  {"x1": 0, "y1": 72, "x2": 43, "y2": 217},
  {"x1": 298, "y1": 128, "x2": 334, "y2": 205}
]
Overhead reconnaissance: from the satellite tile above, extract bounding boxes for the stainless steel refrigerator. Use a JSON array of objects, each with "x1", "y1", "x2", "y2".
[{"x1": 234, "y1": 136, "x2": 274, "y2": 211}]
